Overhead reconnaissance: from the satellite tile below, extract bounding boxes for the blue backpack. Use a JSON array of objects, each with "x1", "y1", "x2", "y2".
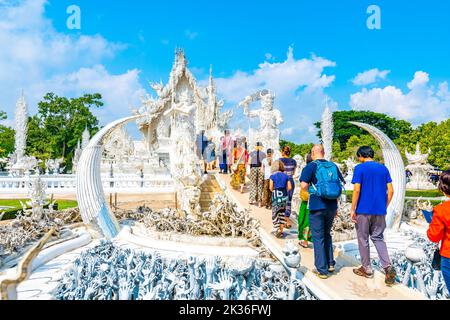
[{"x1": 309, "y1": 161, "x2": 343, "y2": 200}]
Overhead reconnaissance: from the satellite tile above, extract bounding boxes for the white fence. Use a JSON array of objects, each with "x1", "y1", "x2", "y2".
[{"x1": 0, "y1": 174, "x2": 175, "y2": 194}]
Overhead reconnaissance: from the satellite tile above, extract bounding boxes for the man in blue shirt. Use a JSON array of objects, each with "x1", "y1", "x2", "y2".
[
  {"x1": 300, "y1": 145, "x2": 344, "y2": 279},
  {"x1": 351, "y1": 146, "x2": 397, "y2": 286}
]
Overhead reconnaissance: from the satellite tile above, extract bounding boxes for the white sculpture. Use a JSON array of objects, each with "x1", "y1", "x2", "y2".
[
  {"x1": 405, "y1": 143, "x2": 435, "y2": 190},
  {"x1": 238, "y1": 90, "x2": 283, "y2": 156},
  {"x1": 21, "y1": 175, "x2": 49, "y2": 221},
  {"x1": 8, "y1": 94, "x2": 39, "y2": 176},
  {"x1": 81, "y1": 127, "x2": 90, "y2": 150},
  {"x1": 13, "y1": 94, "x2": 28, "y2": 162},
  {"x1": 321, "y1": 105, "x2": 334, "y2": 161},
  {"x1": 76, "y1": 115, "x2": 145, "y2": 239},
  {"x1": 343, "y1": 157, "x2": 357, "y2": 191},
  {"x1": 45, "y1": 158, "x2": 64, "y2": 175}
]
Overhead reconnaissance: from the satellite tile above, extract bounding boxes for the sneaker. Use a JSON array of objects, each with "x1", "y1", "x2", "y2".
[
  {"x1": 313, "y1": 269, "x2": 328, "y2": 280},
  {"x1": 353, "y1": 266, "x2": 374, "y2": 279},
  {"x1": 384, "y1": 266, "x2": 397, "y2": 286},
  {"x1": 328, "y1": 265, "x2": 335, "y2": 273}
]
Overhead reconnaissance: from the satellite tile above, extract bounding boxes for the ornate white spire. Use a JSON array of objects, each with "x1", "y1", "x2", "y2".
[
  {"x1": 14, "y1": 93, "x2": 28, "y2": 161},
  {"x1": 321, "y1": 101, "x2": 334, "y2": 161},
  {"x1": 81, "y1": 127, "x2": 90, "y2": 149}
]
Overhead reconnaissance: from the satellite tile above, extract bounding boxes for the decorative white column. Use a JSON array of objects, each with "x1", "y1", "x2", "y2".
[
  {"x1": 14, "y1": 94, "x2": 28, "y2": 162},
  {"x1": 321, "y1": 106, "x2": 334, "y2": 161}
]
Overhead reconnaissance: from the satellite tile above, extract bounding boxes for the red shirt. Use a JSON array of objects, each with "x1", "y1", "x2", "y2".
[{"x1": 427, "y1": 200, "x2": 450, "y2": 258}]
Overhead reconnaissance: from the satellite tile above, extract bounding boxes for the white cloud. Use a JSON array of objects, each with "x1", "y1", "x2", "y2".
[
  {"x1": 352, "y1": 68, "x2": 390, "y2": 86},
  {"x1": 281, "y1": 127, "x2": 294, "y2": 136},
  {"x1": 407, "y1": 71, "x2": 429, "y2": 89},
  {"x1": 0, "y1": 0, "x2": 144, "y2": 125},
  {"x1": 350, "y1": 71, "x2": 450, "y2": 125},
  {"x1": 211, "y1": 47, "x2": 337, "y2": 143},
  {"x1": 184, "y1": 29, "x2": 198, "y2": 40}
]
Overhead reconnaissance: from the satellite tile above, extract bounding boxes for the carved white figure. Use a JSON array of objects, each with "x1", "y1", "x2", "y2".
[
  {"x1": 405, "y1": 143, "x2": 435, "y2": 190},
  {"x1": 238, "y1": 90, "x2": 283, "y2": 156},
  {"x1": 343, "y1": 157, "x2": 357, "y2": 191},
  {"x1": 45, "y1": 158, "x2": 64, "y2": 175}
]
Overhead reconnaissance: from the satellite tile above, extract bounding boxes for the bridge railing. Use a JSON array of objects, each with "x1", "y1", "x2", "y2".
[{"x1": 0, "y1": 175, "x2": 175, "y2": 194}]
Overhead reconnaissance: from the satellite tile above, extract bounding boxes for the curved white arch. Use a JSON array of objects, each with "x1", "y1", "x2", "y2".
[
  {"x1": 350, "y1": 122, "x2": 406, "y2": 230},
  {"x1": 76, "y1": 115, "x2": 145, "y2": 238}
]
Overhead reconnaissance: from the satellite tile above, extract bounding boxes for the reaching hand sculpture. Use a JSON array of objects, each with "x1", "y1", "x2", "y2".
[
  {"x1": 376, "y1": 231, "x2": 448, "y2": 300},
  {"x1": 55, "y1": 240, "x2": 316, "y2": 301}
]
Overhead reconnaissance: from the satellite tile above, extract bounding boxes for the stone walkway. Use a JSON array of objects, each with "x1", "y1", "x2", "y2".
[{"x1": 218, "y1": 174, "x2": 425, "y2": 300}]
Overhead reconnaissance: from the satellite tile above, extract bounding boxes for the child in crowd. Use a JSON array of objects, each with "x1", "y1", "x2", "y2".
[
  {"x1": 269, "y1": 160, "x2": 292, "y2": 238},
  {"x1": 261, "y1": 149, "x2": 274, "y2": 209}
]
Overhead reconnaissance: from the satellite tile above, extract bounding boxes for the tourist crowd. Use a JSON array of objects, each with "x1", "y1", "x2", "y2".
[{"x1": 196, "y1": 130, "x2": 450, "y2": 289}]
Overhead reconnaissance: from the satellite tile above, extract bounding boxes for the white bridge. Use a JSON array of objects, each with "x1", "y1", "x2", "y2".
[{"x1": 0, "y1": 174, "x2": 175, "y2": 195}]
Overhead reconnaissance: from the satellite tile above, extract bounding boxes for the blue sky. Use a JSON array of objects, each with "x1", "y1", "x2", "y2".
[{"x1": 1, "y1": 0, "x2": 449, "y2": 143}]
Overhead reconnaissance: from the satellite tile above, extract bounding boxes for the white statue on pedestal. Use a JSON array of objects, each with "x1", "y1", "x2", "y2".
[
  {"x1": 405, "y1": 143, "x2": 435, "y2": 190},
  {"x1": 238, "y1": 90, "x2": 283, "y2": 156}
]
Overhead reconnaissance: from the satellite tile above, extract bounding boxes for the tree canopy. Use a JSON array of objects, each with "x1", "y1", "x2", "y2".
[
  {"x1": 26, "y1": 93, "x2": 103, "y2": 171},
  {"x1": 0, "y1": 110, "x2": 15, "y2": 158},
  {"x1": 314, "y1": 110, "x2": 413, "y2": 149}
]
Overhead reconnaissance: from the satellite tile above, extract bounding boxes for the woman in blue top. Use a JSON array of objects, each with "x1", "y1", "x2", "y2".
[
  {"x1": 279, "y1": 146, "x2": 297, "y2": 229},
  {"x1": 270, "y1": 160, "x2": 292, "y2": 239}
]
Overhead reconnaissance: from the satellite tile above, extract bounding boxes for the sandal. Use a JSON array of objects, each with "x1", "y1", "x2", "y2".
[
  {"x1": 275, "y1": 231, "x2": 284, "y2": 239},
  {"x1": 353, "y1": 266, "x2": 374, "y2": 279},
  {"x1": 299, "y1": 241, "x2": 309, "y2": 248}
]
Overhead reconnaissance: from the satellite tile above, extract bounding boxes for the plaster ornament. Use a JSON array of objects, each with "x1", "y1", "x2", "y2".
[{"x1": 283, "y1": 241, "x2": 301, "y2": 269}]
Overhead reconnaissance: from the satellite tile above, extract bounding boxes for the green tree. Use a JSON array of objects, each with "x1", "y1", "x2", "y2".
[
  {"x1": 26, "y1": 93, "x2": 103, "y2": 171},
  {"x1": 333, "y1": 135, "x2": 382, "y2": 163},
  {"x1": 0, "y1": 111, "x2": 15, "y2": 158},
  {"x1": 395, "y1": 119, "x2": 450, "y2": 170},
  {"x1": 315, "y1": 110, "x2": 413, "y2": 149},
  {"x1": 280, "y1": 140, "x2": 314, "y2": 157}
]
